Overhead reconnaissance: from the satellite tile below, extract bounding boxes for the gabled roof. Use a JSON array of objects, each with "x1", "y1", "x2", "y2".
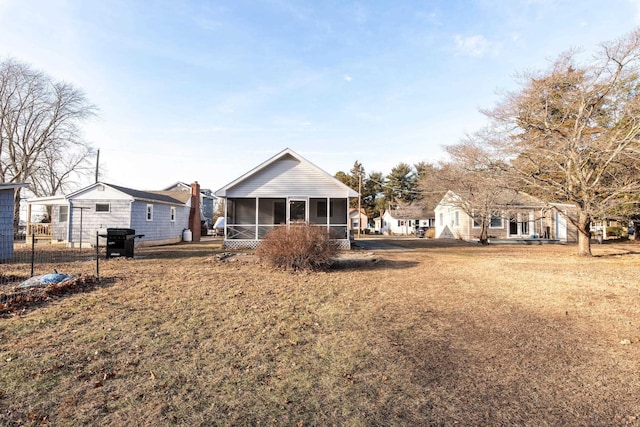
[
  {"x1": 163, "y1": 181, "x2": 215, "y2": 197},
  {"x1": 382, "y1": 205, "x2": 435, "y2": 220},
  {"x1": 67, "y1": 182, "x2": 190, "y2": 205},
  {"x1": 214, "y1": 148, "x2": 359, "y2": 198},
  {"x1": 437, "y1": 189, "x2": 548, "y2": 209}
]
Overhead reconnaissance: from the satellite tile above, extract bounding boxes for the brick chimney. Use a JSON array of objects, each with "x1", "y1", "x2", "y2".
[{"x1": 189, "y1": 181, "x2": 201, "y2": 242}]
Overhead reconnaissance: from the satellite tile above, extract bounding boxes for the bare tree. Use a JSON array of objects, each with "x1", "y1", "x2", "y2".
[
  {"x1": 423, "y1": 134, "x2": 512, "y2": 244},
  {"x1": 485, "y1": 29, "x2": 640, "y2": 256},
  {"x1": 0, "y1": 58, "x2": 96, "y2": 230}
]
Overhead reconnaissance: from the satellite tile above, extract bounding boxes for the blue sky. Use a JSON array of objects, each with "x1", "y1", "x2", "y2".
[{"x1": 1, "y1": 0, "x2": 638, "y2": 192}]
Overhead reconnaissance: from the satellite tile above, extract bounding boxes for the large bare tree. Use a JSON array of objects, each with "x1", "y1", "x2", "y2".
[
  {"x1": 0, "y1": 58, "x2": 96, "y2": 229},
  {"x1": 420, "y1": 134, "x2": 512, "y2": 244},
  {"x1": 486, "y1": 29, "x2": 640, "y2": 256}
]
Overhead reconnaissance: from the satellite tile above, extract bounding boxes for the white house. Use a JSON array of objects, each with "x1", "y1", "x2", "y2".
[
  {"x1": 214, "y1": 148, "x2": 359, "y2": 249},
  {"x1": 375, "y1": 206, "x2": 435, "y2": 235},
  {"x1": 434, "y1": 190, "x2": 578, "y2": 242},
  {"x1": 349, "y1": 208, "x2": 368, "y2": 234}
]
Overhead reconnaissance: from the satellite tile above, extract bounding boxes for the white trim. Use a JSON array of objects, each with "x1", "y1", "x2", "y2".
[
  {"x1": 214, "y1": 148, "x2": 359, "y2": 198},
  {"x1": 146, "y1": 204, "x2": 153, "y2": 221}
]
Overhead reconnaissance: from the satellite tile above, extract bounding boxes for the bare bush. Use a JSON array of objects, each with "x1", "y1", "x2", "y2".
[{"x1": 256, "y1": 225, "x2": 339, "y2": 271}]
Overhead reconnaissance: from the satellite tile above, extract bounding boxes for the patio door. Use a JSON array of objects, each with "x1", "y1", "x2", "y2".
[{"x1": 289, "y1": 199, "x2": 307, "y2": 224}]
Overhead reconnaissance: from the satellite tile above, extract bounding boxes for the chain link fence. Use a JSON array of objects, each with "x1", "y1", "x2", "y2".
[{"x1": 0, "y1": 232, "x2": 104, "y2": 311}]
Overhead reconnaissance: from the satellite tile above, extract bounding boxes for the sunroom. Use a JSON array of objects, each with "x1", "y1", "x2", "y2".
[{"x1": 214, "y1": 149, "x2": 358, "y2": 249}]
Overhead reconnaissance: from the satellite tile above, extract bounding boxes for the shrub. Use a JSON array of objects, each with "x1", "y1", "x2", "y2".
[
  {"x1": 256, "y1": 224, "x2": 339, "y2": 271},
  {"x1": 606, "y1": 226, "x2": 626, "y2": 239}
]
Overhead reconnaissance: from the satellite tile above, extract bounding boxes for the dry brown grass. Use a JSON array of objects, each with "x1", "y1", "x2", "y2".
[{"x1": 1, "y1": 238, "x2": 640, "y2": 426}]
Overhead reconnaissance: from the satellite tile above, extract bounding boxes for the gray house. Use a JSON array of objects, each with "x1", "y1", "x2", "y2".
[
  {"x1": 26, "y1": 182, "x2": 201, "y2": 247},
  {"x1": 0, "y1": 183, "x2": 29, "y2": 260},
  {"x1": 163, "y1": 181, "x2": 217, "y2": 228},
  {"x1": 214, "y1": 148, "x2": 359, "y2": 249}
]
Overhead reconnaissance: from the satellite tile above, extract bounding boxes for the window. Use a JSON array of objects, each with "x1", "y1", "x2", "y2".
[
  {"x1": 439, "y1": 213, "x2": 443, "y2": 226},
  {"x1": 170, "y1": 207, "x2": 176, "y2": 222},
  {"x1": 146, "y1": 204, "x2": 153, "y2": 221},
  {"x1": 509, "y1": 215, "x2": 519, "y2": 235},
  {"x1": 489, "y1": 214, "x2": 503, "y2": 228},
  {"x1": 454, "y1": 211, "x2": 459, "y2": 227},
  {"x1": 95, "y1": 203, "x2": 110, "y2": 213},
  {"x1": 316, "y1": 200, "x2": 334, "y2": 218},
  {"x1": 59, "y1": 206, "x2": 68, "y2": 222}
]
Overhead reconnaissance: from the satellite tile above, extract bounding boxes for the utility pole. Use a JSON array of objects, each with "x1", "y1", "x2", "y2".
[
  {"x1": 95, "y1": 149, "x2": 100, "y2": 183},
  {"x1": 357, "y1": 171, "x2": 362, "y2": 239}
]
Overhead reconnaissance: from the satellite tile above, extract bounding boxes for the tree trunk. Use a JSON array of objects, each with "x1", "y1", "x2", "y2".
[
  {"x1": 576, "y1": 212, "x2": 592, "y2": 257},
  {"x1": 479, "y1": 221, "x2": 489, "y2": 245},
  {"x1": 633, "y1": 221, "x2": 640, "y2": 241}
]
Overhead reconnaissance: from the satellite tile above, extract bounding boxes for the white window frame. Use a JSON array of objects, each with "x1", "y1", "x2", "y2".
[
  {"x1": 170, "y1": 206, "x2": 176, "y2": 222},
  {"x1": 146, "y1": 204, "x2": 153, "y2": 221},
  {"x1": 59, "y1": 205, "x2": 69, "y2": 222},
  {"x1": 95, "y1": 203, "x2": 110, "y2": 213},
  {"x1": 489, "y1": 214, "x2": 503, "y2": 229}
]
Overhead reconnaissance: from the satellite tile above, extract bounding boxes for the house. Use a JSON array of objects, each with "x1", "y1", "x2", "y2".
[
  {"x1": 213, "y1": 148, "x2": 359, "y2": 249},
  {"x1": 0, "y1": 183, "x2": 29, "y2": 260},
  {"x1": 375, "y1": 205, "x2": 435, "y2": 235},
  {"x1": 26, "y1": 182, "x2": 202, "y2": 247},
  {"x1": 434, "y1": 190, "x2": 578, "y2": 243},
  {"x1": 163, "y1": 181, "x2": 217, "y2": 229},
  {"x1": 349, "y1": 208, "x2": 368, "y2": 234}
]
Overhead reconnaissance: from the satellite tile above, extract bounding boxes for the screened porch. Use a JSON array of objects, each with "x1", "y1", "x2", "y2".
[{"x1": 224, "y1": 197, "x2": 350, "y2": 248}]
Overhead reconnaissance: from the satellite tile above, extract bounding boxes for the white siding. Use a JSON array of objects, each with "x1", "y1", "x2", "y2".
[{"x1": 226, "y1": 155, "x2": 351, "y2": 198}]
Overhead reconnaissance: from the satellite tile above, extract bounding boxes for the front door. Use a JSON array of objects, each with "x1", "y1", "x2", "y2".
[
  {"x1": 289, "y1": 199, "x2": 307, "y2": 224},
  {"x1": 556, "y1": 211, "x2": 567, "y2": 241}
]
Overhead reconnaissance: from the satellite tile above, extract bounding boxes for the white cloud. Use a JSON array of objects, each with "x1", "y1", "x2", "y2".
[
  {"x1": 453, "y1": 34, "x2": 496, "y2": 57},
  {"x1": 344, "y1": 74, "x2": 353, "y2": 82}
]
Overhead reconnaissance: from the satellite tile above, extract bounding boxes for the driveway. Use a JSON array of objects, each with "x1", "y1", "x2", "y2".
[{"x1": 351, "y1": 238, "x2": 412, "y2": 251}]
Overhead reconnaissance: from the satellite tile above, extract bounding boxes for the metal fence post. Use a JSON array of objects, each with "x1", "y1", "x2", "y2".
[
  {"x1": 30, "y1": 228, "x2": 35, "y2": 277},
  {"x1": 96, "y1": 231, "x2": 100, "y2": 280}
]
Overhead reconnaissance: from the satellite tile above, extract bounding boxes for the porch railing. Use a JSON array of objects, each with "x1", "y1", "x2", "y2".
[{"x1": 27, "y1": 223, "x2": 51, "y2": 238}]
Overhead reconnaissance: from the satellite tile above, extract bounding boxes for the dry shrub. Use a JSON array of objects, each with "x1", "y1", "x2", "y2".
[{"x1": 256, "y1": 224, "x2": 339, "y2": 271}]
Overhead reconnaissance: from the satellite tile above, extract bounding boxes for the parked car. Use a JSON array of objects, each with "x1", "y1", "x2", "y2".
[{"x1": 213, "y1": 217, "x2": 226, "y2": 237}]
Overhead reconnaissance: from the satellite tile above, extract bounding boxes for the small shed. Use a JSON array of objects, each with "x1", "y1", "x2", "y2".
[
  {"x1": 214, "y1": 148, "x2": 359, "y2": 249},
  {"x1": 0, "y1": 183, "x2": 29, "y2": 260}
]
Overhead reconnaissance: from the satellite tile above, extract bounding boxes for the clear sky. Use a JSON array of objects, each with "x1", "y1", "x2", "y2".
[{"x1": 1, "y1": 0, "x2": 638, "y2": 192}]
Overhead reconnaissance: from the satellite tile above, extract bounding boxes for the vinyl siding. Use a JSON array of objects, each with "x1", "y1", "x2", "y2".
[
  {"x1": 0, "y1": 190, "x2": 13, "y2": 260},
  {"x1": 130, "y1": 201, "x2": 189, "y2": 243},
  {"x1": 69, "y1": 199, "x2": 131, "y2": 244},
  {"x1": 226, "y1": 155, "x2": 352, "y2": 198},
  {"x1": 51, "y1": 205, "x2": 68, "y2": 242}
]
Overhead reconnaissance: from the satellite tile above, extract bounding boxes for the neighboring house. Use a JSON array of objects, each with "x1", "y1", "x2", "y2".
[
  {"x1": 214, "y1": 148, "x2": 359, "y2": 249},
  {"x1": 26, "y1": 182, "x2": 203, "y2": 247},
  {"x1": 349, "y1": 208, "x2": 368, "y2": 234},
  {"x1": 0, "y1": 183, "x2": 29, "y2": 260},
  {"x1": 434, "y1": 190, "x2": 578, "y2": 243},
  {"x1": 375, "y1": 205, "x2": 435, "y2": 235},
  {"x1": 163, "y1": 181, "x2": 216, "y2": 228}
]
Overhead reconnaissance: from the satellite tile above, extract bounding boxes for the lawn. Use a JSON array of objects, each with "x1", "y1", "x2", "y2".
[{"x1": 1, "y1": 238, "x2": 639, "y2": 426}]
